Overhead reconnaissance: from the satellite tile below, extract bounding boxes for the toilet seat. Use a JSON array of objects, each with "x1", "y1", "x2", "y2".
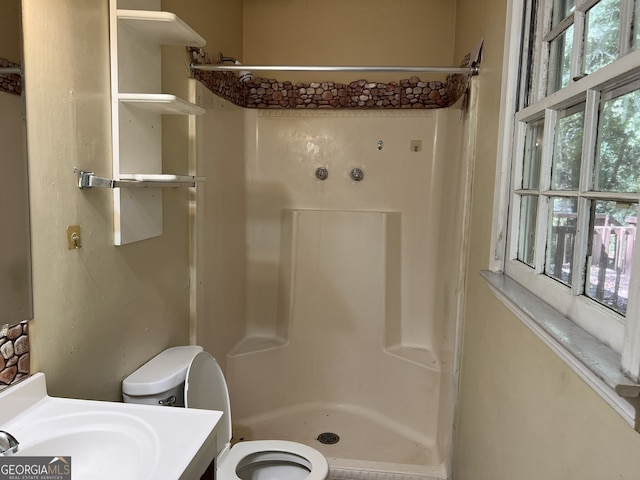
[{"x1": 217, "y1": 440, "x2": 331, "y2": 480}]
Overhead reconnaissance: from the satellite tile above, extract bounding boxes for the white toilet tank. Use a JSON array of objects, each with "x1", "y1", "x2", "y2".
[{"x1": 122, "y1": 346, "x2": 204, "y2": 407}]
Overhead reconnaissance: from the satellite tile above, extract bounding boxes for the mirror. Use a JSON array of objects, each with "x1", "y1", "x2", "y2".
[{"x1": 0, "y1": 0, "x2": 33, "y2": 325}]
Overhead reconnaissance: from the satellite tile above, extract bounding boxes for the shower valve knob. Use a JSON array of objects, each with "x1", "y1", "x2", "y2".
[
  {"x1": 315, "y1": 167, "x2": 329, "y2": 181},
  {"x1": 350, "y1": 168, "x2": 365, "y2": 182}
]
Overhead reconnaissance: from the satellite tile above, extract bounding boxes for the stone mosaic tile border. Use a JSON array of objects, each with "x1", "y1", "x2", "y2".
[
  {"x1": 0, "y1": 58, "x2": 22, "y2": 96},
  {"x1": 188, "y1": 47, "x2": 472, "y2": 110},
  {"x1": 0, "y1": 321, "x2": 29, "y2": 389}
]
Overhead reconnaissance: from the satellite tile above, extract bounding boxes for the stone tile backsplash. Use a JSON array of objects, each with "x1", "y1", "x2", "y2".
[
  {"x1": 188, "y1": 47, "x2": 473, "y2": 110},
  {"x1": 0, "y1": 321, "x2": 29, "y2": 389},
  {"x1": 0, "y1": 58, "x2": 22, "y2": 96}
]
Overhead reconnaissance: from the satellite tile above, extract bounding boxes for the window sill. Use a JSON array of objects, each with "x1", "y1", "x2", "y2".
[{"x1": 480, "y1": 270, "x2": 640, "y2": 432}]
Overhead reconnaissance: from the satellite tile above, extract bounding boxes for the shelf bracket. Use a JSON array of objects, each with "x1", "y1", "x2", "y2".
[{"x1": 78, "y1": 171, "x2": 204, "y2": 189}]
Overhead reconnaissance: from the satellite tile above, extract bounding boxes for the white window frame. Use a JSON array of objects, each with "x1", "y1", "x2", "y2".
[{"x1": 489, "y1": 0, "x2": 640, "y2": 428}]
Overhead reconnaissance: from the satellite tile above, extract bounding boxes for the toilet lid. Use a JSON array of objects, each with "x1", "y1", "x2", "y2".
[{"x1": 185, "y1": 351, "x2": 232, "y2": 451}]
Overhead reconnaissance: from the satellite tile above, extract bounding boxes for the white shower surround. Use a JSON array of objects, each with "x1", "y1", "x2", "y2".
[{"x1": 197, "y1": 89, "x2": 476, "y2": 479}]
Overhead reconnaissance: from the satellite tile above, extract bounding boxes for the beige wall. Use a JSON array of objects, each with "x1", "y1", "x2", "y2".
[
  {"x1": 452, "y1": 0, "x2": 640, "y2": 478},
  {"x1": 19, "y1": 0, "x2": 244, "y2": 401},
  {"x1": 22, "y1": 0, "x2": 192, "y2": 400},
  {"x1": 161, "y1": 0, "x2": 246, "y2": 370},
  {"x1": 0, "y1": 0, "x2": 21, "y2": 62},
  {"x1": 243, "y1": 0, "x2": 457, "y2": 84},
  {"x1": 14, "y1": 0, "x2": 245, "y2": 401},
  {"x1": 162, "y1": 0, "x2": 243, "y2": 102},
  {"x1": 192, "y1": 90, "x2": 247, "y2": 372}
]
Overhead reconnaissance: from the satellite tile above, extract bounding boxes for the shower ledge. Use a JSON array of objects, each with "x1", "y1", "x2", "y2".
[
  {"x1": 229, "y1": 335, "x2": 287, "y2": 357},
  {"x1": 384, "y1": 345, "x2": 440, "y2": 371}
]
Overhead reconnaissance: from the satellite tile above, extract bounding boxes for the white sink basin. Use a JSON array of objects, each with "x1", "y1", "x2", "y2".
[
  {"x1": 13, "y1": 410, "x2": 158, "y2": 480},
  {"x1": 0, "y1": 373, "x2": 222, "y2": 479}
]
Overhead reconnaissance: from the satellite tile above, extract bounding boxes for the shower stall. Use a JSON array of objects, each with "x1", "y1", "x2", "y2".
[{"x1": 194, "y1": 79, "x2": 477, "y2": 480}]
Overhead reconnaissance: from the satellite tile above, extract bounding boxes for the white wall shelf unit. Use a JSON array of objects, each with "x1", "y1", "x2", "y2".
[
  {"x1": 117, "y1": 9, "x2": 206, "y2": 46},
  {"x1": 108, "y1": 0, "x2": 206, "y2": 245},
  {"x1": 118, "y1": 94, "x2": 206, "y2": 115}
]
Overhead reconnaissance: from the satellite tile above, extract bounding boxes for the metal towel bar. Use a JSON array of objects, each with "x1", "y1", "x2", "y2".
[{"x1": 78, "y1": 171, "x2": 204, "y2": 189}]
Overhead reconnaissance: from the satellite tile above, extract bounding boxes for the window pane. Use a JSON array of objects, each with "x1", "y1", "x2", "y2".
[
  {"x1": 548, "y1": 25, "x2": 574, "y2": 94},
  {"x1": 545, "y1": 197, "x2": 578, "y2": 285},
  {"x1": 521, "y1": 0, "x2": 540, "y2": 109},
  {"x1": 584, "y1": 0, "x2": 621, "y2": 75},
  {"x1": 522, "y1": 118, "x2": 544, "y2": 189},
  {"x1": 552, "y1": 0, "x2": 575, "y2": 28},
  {"x1": 587, "y1": 200, "x2": 637, "y2": 315},
  {"x1": 518, "y1": 195, "x2": 539, "y2": 267},
  {"x1": 551, "y1": 107, "x2": 584, "y2": 190},
  {"x1": 594, "y1": 89, "x2": 640, "y2": 193}
]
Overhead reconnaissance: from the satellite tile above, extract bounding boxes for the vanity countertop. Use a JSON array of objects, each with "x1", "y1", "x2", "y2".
[{"x1": 0, "y1": 372, "x2": 222, "y2": 479}]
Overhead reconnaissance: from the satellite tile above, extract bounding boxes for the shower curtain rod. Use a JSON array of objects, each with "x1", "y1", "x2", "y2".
[
  {"x1": 0, "y1": 67, "x2": 21, "y2": 75},
  {"x1": 190, "y1": 63, "x2": 479, "y2": 75}
]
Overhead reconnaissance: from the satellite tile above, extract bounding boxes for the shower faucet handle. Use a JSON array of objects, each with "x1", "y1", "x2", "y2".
[
  {"x1": 350, "y1": 168, "x2": 364, "y2": 182},
  {"x1": 315, "y1": 167, "x2": 329, "y2": 181}
]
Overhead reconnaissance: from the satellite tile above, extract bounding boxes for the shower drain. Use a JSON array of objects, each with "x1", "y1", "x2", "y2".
[{"x1": 317, "y1": 432, "x2": 340, "y2": 445}]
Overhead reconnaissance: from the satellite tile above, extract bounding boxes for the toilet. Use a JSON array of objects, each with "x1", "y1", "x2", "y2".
[{"x1": 122, "y1": 346, "x2": 331, "y2": 480}]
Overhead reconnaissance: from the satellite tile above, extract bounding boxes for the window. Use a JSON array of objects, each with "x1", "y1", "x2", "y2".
[{"x1": 495, "y1": 0, "x2": 640, "y2": 383}]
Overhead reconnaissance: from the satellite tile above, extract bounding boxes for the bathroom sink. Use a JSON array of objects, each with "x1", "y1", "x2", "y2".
[
  {"x1": 0, "y1": 373, "x2": 223, "y2": 479},
  {"x1": 13, "y1": 410, "x2": 158, "y2": 480}
]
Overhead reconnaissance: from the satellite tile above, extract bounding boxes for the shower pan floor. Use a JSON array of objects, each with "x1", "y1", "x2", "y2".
[{"x1": 232, "y1": 404, "x2": 445, "y2": 479}]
